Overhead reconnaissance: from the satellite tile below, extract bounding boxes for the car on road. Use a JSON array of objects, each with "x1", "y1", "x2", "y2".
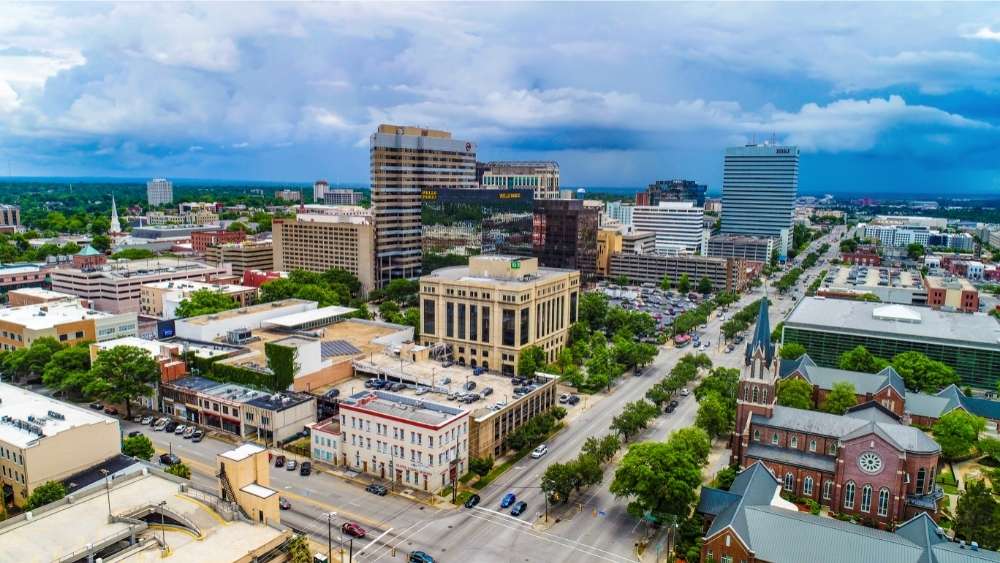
[
  {"x1": 409, "y1": 551, "x2": 435, "y2": 563},
  {"x1": 103, "y1": 406, "x2": 119, "y2": 416},
  {"x1": 300, "y1": 461, "x2": 312, "y2": 476},
  {"x1": 191, "y1": 430, "x2": 205, "y2": 442},
  {"x1": 141, "y1": 416, "x2": 153, "y2": 425},
  {"x1": 159, "y1": 453, "x2": 180, "y2": 466},
  {"x1": 481, "y1": 386, "x2": 493, "y2": 397},
  {"x1": 286, "y1": 460, "x2": 297, "y2": 471},
  {"x1": 183, "y1": 427, "x2": 196, "y2": 439},
  {"x1": 164, "y1": 421, "x2": 179, "y2": 433},
  {"x1": 128, "y1": 430, "x2": 142, "y2": 438},
  {"x1": 510, "y1": 501, "x2": 528, "y2": 517},
  {"x1": 275, "y1": 455, "x2": 286, "y2": 468},
  {"x1": 366, "y1": 483, "x2": 388, "y2": 496},
  {"x1": 89, "y1": 402, "x2": 103, "y2": 410},
  {"x1": 500, "y1": 492, "x2": 516, "y2": 508},
  {"x1": 665, "y1": 403, "x2": 676, "y2": 414},
  {"x1": 567, "y1": 395, "x2": 580, "y2": 406},
  {"x1": 530, "y1": 444, "x2": 548, "y2": 459},
  {"x1": 279, "y1": 497, "x2": 291, "y2": 510},
  {"x1": 173, "y1": 424, "x2": 187, "y2": 435},
  {"x1": 464, "y1": 494, "x2": 481, "y2": 508},
  {"x1": 341, "y1": 522, "x2": 366, "y2": 538}
]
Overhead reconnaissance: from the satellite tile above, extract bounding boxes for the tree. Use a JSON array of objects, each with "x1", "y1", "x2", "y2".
[
  {"x1": 697, "y1": 276, "x2": 713, "y2": 295},
  {"x1": 227, "y1": 221, "x2": 250, "y2": 232},
  {"x1": 578, "y1": 293, "x2": 608, "y2": 331},
  {"x1": 550, "y1": 406, "x2": 567, "y2": 420},
  {"x1": 838, "y1": 345, "x2": 888, "y2": 374},
  {"x1": 517, "y1": 345, "x2": 546, "y2": 377},
  {"x1": 122, "y1": 435, "x2": 155, "y2": 460},
  {"x1": 954, "y1": 479, "x2": 1000, "y2": 550},
  {"x1": 609, "y1": 428, "x2": 710, "y2": 522},
  {"x1": 695, "y1": 392, "x2": 732, "y2": 439},
  {"x1": 287, "y1": 534, "x2": 312, "y2": 563},
  {"x1": 610, "y1": 400, "x2": 659, "y2": 441},
  {"x1": 933, "y1": 410, "x2": 986, "y2": 460},
  {"x1": 660, "y1": 275, "x2": 672, "y2": 292},
  {"x1": 979, "y1": 437, "x2": 1000, "y2": 465},
  {"x1": 85, "y1": 345, "x2": 161, "y2": 418},
  {"x1": 891, "y1": 351, "x2": 960, "y2": 393},
  {"x1": 572, "y1": 453, "x2": 604, "y2": 490},
  {"x1": 906, "y1": 243, "x2": 925, "y2": 261},
  {"x1": 822, "y1": 381, "x2": 857, "y2": 415},
  {"x1": 91, "y1": 234, "x2": 111, "y2": 252},
  {"x1": 777, "y1": 378, "x2": 813, "y2": 410},
  {"x1": 677, "y1": 273, "x2": 691, "y2": 294},
  {"x1": 41, "y1": 345, "x2": 93, "y2": 397},
  {"x1": 166, "y1": 463, "x2": 192, "y2": 479},
  {"x1": 542, "y1": 462, "x2": 578, "y2": 503},
  {"x1": 469, "y1": 456, "x2": 495, "y2": 478},
  {"x1": 614, "y1": 275, "x2": 630, "y2": 287},
  {"x1": 770, "y1": 321, "x2": 785, "y2": 343},
  {"x1": 582, "y1": 435, "x2": 620, "y2": 464},
  {"x1": 779, "y1": 342, "x2": 806, "y2": 360},
  {"x1": 713, "y1": 465, "x2": 739, "y2": 491},
  {"x1": 379, "y1": 300, "x2": 401, "y2": 319},
  {"x1": 174, "y1": 289, "x2": 239, "y2": 318},
  {"x1": 384, "y1": 278, "x2": 419, "y2": 304},
  {"x1": 26, "y1": 481, "x2": 67, "y2": 510},
  {"x1": 110, "y1": 248, "x2": 156, "y2": 260}
]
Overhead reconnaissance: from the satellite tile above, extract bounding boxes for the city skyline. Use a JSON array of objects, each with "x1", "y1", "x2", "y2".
[{"x1": 2, "y1": 3, "x2": 1000, "y2": 193}]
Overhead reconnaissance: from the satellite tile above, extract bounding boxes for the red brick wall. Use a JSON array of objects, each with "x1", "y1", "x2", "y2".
[
  {"x1": 831, "y1": 433, "x2": 908, "y2": 526},
  {"x1": 702, "y1": 529, "x2": 754, "y2": 563}
]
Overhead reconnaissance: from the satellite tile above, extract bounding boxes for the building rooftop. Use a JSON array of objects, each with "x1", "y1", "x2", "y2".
[
  {"x1": 0, "y1": 263, "x2": 42, "y2": 275},
  {"x1": 179, "y1": 298, "x2": 314, "y2": 326},
  {"x1": 58, "y1": 257, "x2": 220, "y2": 280},
  {"x1": 926, "y1": 275, "x2": 977, "y2": 291},
  {"x1": 92, "y1": 336, "x2": 180, "y2": 359},
  {"x1": 786, "y1": 297, "x2": 1000, "y2": 349},
  {"x1": 424, "y1": 255, "x2": 575, "y2": 286},
  {"x1": 342, "y1": 390, "x2": 467, "y2": 428},
  {"x1": 0, "y1": 383, "x2": 117, "y2": 448},
  {"x1": 144, "y1": 279, "x2": 255, "y2": 293},
  {"x1": 262, "y1": 305, "x2": 358, "y2": 330},
  {"x1": 7, "y1": 287, "x2": 76, "y2": 300},
  {"x1": 0, "y1": 300, "x2": 118, "y2": 330},
  {"x1": 824, "y1": 266, "x2": 923, "y2": 292},
  {"x1": 220, "y1": 443, "x2": 266, "y2": 462},
  {"x1": 752, "y1": 404, "x2": 939, "y2": 453}
]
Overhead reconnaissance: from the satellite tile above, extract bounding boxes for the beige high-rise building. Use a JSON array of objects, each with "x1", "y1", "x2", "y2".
[
  {"x1": 204, "y1": 240, "x2": 274, "y2": 276},
  {"x1": 371, "y1": 124, "x2": 477, "y2": 286},
  {"x1": 480, "y1": 161, "x2": 560, "y2": 200},
  {"x1": 419, "y1": 256, "x2": 580, "y2": 376},
  {"x1": 272, "y1": 206, "x2": 376, "y2": 294}
]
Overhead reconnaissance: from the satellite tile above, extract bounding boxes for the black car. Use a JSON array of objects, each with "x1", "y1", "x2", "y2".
[
  {"x1": 481, "y1": 387, "x2": 493, "y2": 397},
  {"x1": 128, "y1": 430, "x2": 142, "y2": 438},
  {"x1": 464, "y1": 381, "x2": 476, "y2": 391},
  {"x1": 366, "y1": 483, "x2": 388, "y2": 496},
  {"x1": 669, "y1": 400, "x2": 679, "y2": 409},
  {"x1": 159, "y1": 453, "x2": 180, "y2": 466},
  {"x1": 567, "y1": 395, "x2": 580, "y2": 406},
  {"x1": 464, "y1": 494, "x2": 481, "y2": 508},
  {"x1": 665, "y1": 403, "x2": 676, "y2": 414},
  {"x1": 390, "y1": 382, "x2": 405, "y2": 391},
  {"x1": 164, "y1": 421, "x2": 178, "y2": 433},
  {"x1": 89, "y1": 402, "x2": 103, "y2": 410},
  {"x1": 300, "y1": 461, "x2": 312, "y2": 476},
  {"x1": 324, "y1": 388, "x2": 341, "y2": 399},
  {"x1": 279, "y1": 497, "x2": 291, "y2": 510},
  {"x1": 275, "y1": 455, "x2": 286, "y2": 468},
  {"x1": 510, "y1": 501, "x2": 528, "y2": 517}
]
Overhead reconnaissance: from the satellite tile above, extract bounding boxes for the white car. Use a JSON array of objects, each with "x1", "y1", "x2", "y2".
[
  {"x1": 680, "y1": 388, "x2": 690, "y2": 396},
  {"x1": 531, "y1": 444, "x2": 549, "y2": 459}
]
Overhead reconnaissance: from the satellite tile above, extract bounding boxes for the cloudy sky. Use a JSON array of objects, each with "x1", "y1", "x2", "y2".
[{"x1": 2, "y1": 2, "x2": 1000, "y2": 194}]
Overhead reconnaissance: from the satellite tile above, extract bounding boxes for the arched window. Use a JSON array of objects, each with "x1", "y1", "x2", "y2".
[
  {"x1": 790, "y1": 436, "x2": 798, "y2": 448},
  {"x1": 772, "y1": 432, "x2": 779, "y2": 445},
  {"x1": 844, "y1": 481, "x2": 856, "y2": 509},
  {"x1": 915, "y1": 468, "x2": 926, "y2": 495},
  {"x1": 809, "y1": 439, "x2": 817, "y2": 452},
  {"x1": 753, "y1": 429, "x2": 761, "y2": 441},
  {"x1": 762, "y1": 387, "x2": 768, "y2": 402},
  {"x1": 752, "y1": 386, "x2": 759, "y2": 403},
  {"x1": 803, "y1": 476, "x2": 814, "y2": 496},
  {"x1": 743, "y1": 386, "x2": 750, "y2": 401},
  {"x1": 878, "y1": 488, "x2": 890, "y2": 517},
  {"x1": 861, "y1": 485, "x2": 873, "y2": 513},
  {"x1": 823, "y1": 480, "x2": 833, "y2": 500},
  {"x1": 784, "y1": 473, "x2": 795, "y2": 491}
]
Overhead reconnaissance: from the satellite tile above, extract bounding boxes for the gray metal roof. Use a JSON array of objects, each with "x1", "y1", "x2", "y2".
[
  {"x1": 745, "y1": 443, "x2": 836, "y2": 472},
  {"x1": 905, "y1": 392, "x2": 958, "y2": 419},
  {"x1": 786, "y1": 297, "x2": 1000, "y2": 350},
  {"x1": 704, "y1": 462, "x2": 780, "y2": 543},
  {"x1": 754, "y1": 405, "x2": 939, "y2": 454},
  {"x1": 696, "y1": 487, "x2": 739, "y2": 517},
  {"x1": 785, "y1": 355, "x2": 907, "y2": 398},
  {"x1": 321, "y1": 340, "x2": 361, "y2": 358}
]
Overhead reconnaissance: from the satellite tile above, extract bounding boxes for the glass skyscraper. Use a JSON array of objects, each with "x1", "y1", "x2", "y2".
[{"x1": 720, "y1": 144, "x2": 799, "y2": 257}]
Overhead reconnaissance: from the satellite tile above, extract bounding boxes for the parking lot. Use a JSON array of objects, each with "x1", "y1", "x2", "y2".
[{"x1": 598, "y1": 282, "x2": 703, "y2": 333}]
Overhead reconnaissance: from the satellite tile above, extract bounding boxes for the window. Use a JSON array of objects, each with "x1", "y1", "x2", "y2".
[
  {"x1": 915, "y1": 467, "x2": 926, "y2": 495},
  {"x1": 809, "y1": 439, "x2": 817, "y2": 452},
  {"x1": 569, "y1": 292, "x2": 578, "y2": 323},
  {"x1": 721, "y1": 556, "x2": 733, "y2": 563},
  {"x1": 502, "y1": 309, "x2": 515, "y2": 346},
  {"x1": 752, "y1": 387, "x2": 759, "y2": 403},
  {"x1": 520, "y1": 308, "x2": 530, "y2": 345},
  {"x1": 458, "y1": 304, "x2": 466, "y2": 339},
  {"x1": 482, "y1": 306, "x2": 490, "y2": 344},
  {"x1": 790, "y1": 436, "x2": 798, "y2": 448},
  {"x1": 878, "y1": 488, "x2": 890, "y2": 517},
  {"x1": 823, "y1": 480, "x2": 833, "y2": 500},
  {"x1": 446, "y1": 302, "x2": 454, "y2": 338},
  {"x1": 860, "y1": 485, "x2": 872, "y2": 513},
  {"x1": 470, "y1": 305, "x2": 478, "y2": 341},
  {"x1": 771, "y1": 433, "x2": 779, "y2": 445},
  {"x1": 844, "y1": 482, "x2": 855, "y2": 509},
  {"x1": 803, "y1": 476, "x2": 814, "y2": 496},
  {"x1": 783, "y1": 473, "x2": 794, "y2": 491},
  {"x1": 423, "y1": 299, "x2": 435, "y2": 335},
  {"x1": 743, "y1": 386, "x2": 749, "y2": 401},
  {"x1": 753, "y1": 429, "x2": 760, "y2": 441}
]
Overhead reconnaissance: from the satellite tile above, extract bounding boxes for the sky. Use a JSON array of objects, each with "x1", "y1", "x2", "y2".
[{"x1": 2, "y1": 3, "x2": 1000, "y2": 195}]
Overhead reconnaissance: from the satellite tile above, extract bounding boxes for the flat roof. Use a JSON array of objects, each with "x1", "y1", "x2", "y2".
[
  {"x1": 168, "y1": 376, "x2": 272, "y2": 404},
  {"x1": 263, "y1": 305, "x2": 358, "y2": 329},
  {"x1": 144, "y1": 279, "x2": 255, "y2": 293},
  {"x1": 342, "y1": 390, "x2": 467, "y2": 427},
  {"x1": 221, "y1": 443, "x2": 266, "y2": 462},
  {"x1": 0, "y1": 383, "x2": 116, "y2": 448},
  {"x1": 56, "y1": 257, "x2": 220, "y2": 279},
  {"x1": 93, "y1": 336, "x2": 179, "y2": 358},
  {"x1": 0, "y1": 300, "x2": 116, "y2": 329},
  {"x1": 925, "y1": 275, "x2": 977, "y2": 291},
  {"x1": 7, "y1": 287, "x2": 75, "y2": 299},
  {"x1": 786, "y1": 297, "x2": 1000, "y2": 349},
  {"x1": 824, "y1": 266, "x2": 922, "y2": 291},
  {"x1": 241, "y1": 483, "x2": 277, "y2": 499},
  {"x1": 180, "y1": 298, "x2": 314, "y2": 325},
  {"x1": 423, "y1": 264, "x2": 575, "y2": 286}
]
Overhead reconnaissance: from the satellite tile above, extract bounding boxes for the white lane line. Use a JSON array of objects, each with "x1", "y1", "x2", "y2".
[
  {"x1": 360, "y1": 521, "x2": 419, "y2": 560},
  {"x1": 471, "y1": 509, "x2": 637, "y2": 562},
  {"x1": 354, "y1": 527, "x2": 393, "y2": 557},
  {"x1": 365, "y1": 520, "x2": 434, "y2": 563},
  {"x1": 472, "y1": 506, "x2": 535, "y2": 526},
  {"x1": 464, "y1": 511, "x2": 634, "y2": 563}
]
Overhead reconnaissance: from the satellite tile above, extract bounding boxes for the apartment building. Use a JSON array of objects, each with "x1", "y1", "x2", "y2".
[
  {"x1": 608, "y1": 253, "x2": 753, "y2": 293},
  {"x1": 707, "y1": 234, "x2": 774, "y2": 264},
  {"x1": 190, "y1": 229, "x2": 247, "y2": 253},
  {"x1": 50, "y1": 256, "x2": 229, "y2": 314},
  {"x1": 371, "y1": 124, "x2": 477, "y2": 285},
  {"x1": 0, "y1": 204, "x2": 21, "y2": 233},
  {"x1": 924, "y1": 275, "x2": 980, "y2": 313},
  {"x1": 0, "y1": 383, "x2": 121, "y2": 508},
  {"x1": 419, "y1": 256, "x2": 581, "y2": 375},
  {"x1": 323, "y1": 189, "x2": 364, "y2": 206},
  {"x1": 140, "y1": 279, "x2": 258, "y2": 319},
  {"x1": 0, "y1": 300, "x2": 137, "y2": 351},
  {"x1": 480, "y1": 161, "x2": 560, "y2": 200},
  {"x1": 204, "y1": 240, "x2": 275, "y2": 275},
  {"x1": 596, "y1": 227, "x2": 655, "y2": 277},
  {"x1": 340, "y1": 390, "x2": 469, "y2": 493},
  {"x1": 146, "y1": 178, "x2": 173, "y2": 206},
  {"x1": 632, "y1": 201, "x2": 708, "y2": 254},
  {"x1": 275, "y1": 189, "x2": 301, "y2": 202},
  {"x1": 0, "y1": 264, "x2": 46, "y2": 293},
  {"x1": 272, "y1": 207, "x2": 376, "y2": 294}
]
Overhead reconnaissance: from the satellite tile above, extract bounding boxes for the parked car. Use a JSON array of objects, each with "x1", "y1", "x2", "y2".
[
  {"x1": 132, "y1": 415, "x2": 143, "y2": 423},
  {"x1": 164, "y1": 421, "x2": 179, "y2": 433},
  {"x1": 286, "y1": 460, "x2": 297, "y2": 471},
  {"x1": 300, "y1": 461, "x2": 312, "y2": 476},
  {"x1": 275, "y1": 455, "x2": 286, "y2": 468},
  {"x1": 414, "y1": 386, "x2": 429, "y2": 395},
  {"x1": 665, "y1": 403, "x2": 677, "y2": 414},
  {"x1": 366, "y1": 483, "x2": 388, "y2": 496},
  {"x1": 103, "y1": 406, "x2": 119, "y2": 416},
  {"x1": 473, "y1": 367, "x2": 486, "y2": 376},
  {"x1": 324, "y1": 389, "x2": 341, "y2": 399},
  {"x1": 510, "y1": 501, "x2": 528, "y2": 517},
  {"x1": 89, "y1": 402, "x2": 103, "y2": 410},
  {"x1": 481, "y1": 386, "x2": 493, "y2": 397},
  {"x1": 464, "y1": 381, "x2": 476, "y2": 391},
  {"x1": 559, "y1": 394, "x2": 569, "y2": 404},
  {"x1": 159, "y1": 453, "x2": 180, "y2": 466},
  {"x1": 141, "y1": 416, "x2": 153, "y2": 425},
  {"x1": 530, "y1": 444, "x2": 548, "y2": 459},
  {"x1": 279, "y1": 497, "x2": 291, "y2": 510},
  {"x1": 191, "y1": 430, "x2": 205, "y2": 443},
  {"x1": 153, "y1": 419, "x2": 168, "y2": 431},
  {"x1": 440, "y1": 377, "x2": 451, "y2": 385},
  {"x1": 441, "y1": 361, "x2": 453, "y2": 369},
  {"x1": 341, "y1": 522, "x2": 366, "y2": 538},
  {"x1": 567, "y1": 395, "x2": 580, "y2": 406},
  {"x1": 464, "y1": 494, "x2": 481, "y2": 508},
  {"x1": 390, "y1": 382, "x2": 405, "y2": 391},
  {"x1": 447, "y1": 392, "x2": 460, "y2": 401},
  {"x1": 409, "y1": 551, "x2": 435, "y2": 563},
  {"x1": 500, "y1": 492, "x2": 516, "y2": 508},
  {"x1": 183, "y1": 427, "x2": 196, "y2": 439},
  {"x1": 173, "y1": 424, "x2": 187, "y2": 435},
  {"x1": 128, "y1": 430, "x2": 142, "y2": 438}
]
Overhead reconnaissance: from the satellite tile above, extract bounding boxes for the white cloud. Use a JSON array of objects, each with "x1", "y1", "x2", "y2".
[{"x1": 965, "y1": 26, "x2": 1000, "y2": 41}]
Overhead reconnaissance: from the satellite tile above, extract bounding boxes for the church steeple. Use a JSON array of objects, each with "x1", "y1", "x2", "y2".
[
  {"x1": 744, "y1": 297, "x2": 775, "y2": 369},
  {"x1": 731, "y1": 297, "x2": 780, "y2": 462},
  {"x1": 109, "y1": 193, "x2": 122, "y2": 235}
]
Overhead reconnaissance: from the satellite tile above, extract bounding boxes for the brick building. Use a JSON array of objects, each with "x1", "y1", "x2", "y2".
[{"x1": 191, "y1": 229, "x2": 247, "y2": 253}]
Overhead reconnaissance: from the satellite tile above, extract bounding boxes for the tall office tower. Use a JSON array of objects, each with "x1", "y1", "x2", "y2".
[
  {"x1": 637, "y1": 179, "x2": 707, "y2": 207},
  {"x1": 370, "y1": 124, "x2": 476, "y2": 285},
  {"x1": 532, "y1": 199, "x2": 600, "y2": 277},
  {"x1": 313, "y1": 179, "x2": 329, "y2": 202},
  {"x1": 721, "y1": 144, "x2": 799, "y2": 257},
  {"x1": 632, "y1": 202, "x2": 707, "y2": 254},
  {"x1": 146, "y1": 178, "x2": 174, "y2": 207},
  {"x1": 480, "y1": 161, "x2": 560, "y2": 200}
]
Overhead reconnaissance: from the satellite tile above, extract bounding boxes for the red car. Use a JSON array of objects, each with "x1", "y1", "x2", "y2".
[{"x1": 342, "y1": 522, "x2": 366, "y2": 538}]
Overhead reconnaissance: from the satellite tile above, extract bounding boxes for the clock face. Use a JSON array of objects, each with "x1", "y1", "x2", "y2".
[{"x1": 858, "y1": 451, "x2": 883, "y2": 474}]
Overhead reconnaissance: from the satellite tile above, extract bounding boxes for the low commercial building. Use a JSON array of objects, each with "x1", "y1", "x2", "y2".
[
  {"x1": 172, "y1": 298, "x2": 316, "y2": 342},
  {"x1": 817, "y1": 266, "x2": 927, "y2": 306},
  {"x1": 5, "y1": 287, "x2": 78, "y2": 307},
  {"x1": 596, "y1": 227, "x2": 655, "y2": 277},
  {"x1": 140, "y1": 279, "x2": 258, "y2": 319},
  {"x1": 0, "y1": 300, "x2": 136, "y2": 351},
  {"x1": 0, "y1": 264, "x2": 46, "y2": 293},
  {"x1": 419, "y1": 256, "x2": 581, "y2": 375},
  {"x1": 0, "y1": 383, "x2": 121, "y2": 508},
  {"x1": 707, "y1": 234, "x2": 774, "y2": 264},
  {"x1": 272, "y1": 206, "x2": 376, "y2": 294},
  {"x1": 191, "y1": 229, "x2": 247, "y2": 253},
  {"x1": 783, "y1": 297, "x2": 1000, "y2": 389},
  {"x1": 924, "y1": 275, "x2": 980, "y2": 313},
  {"x1": 608, "y1": 253, "x2": 753, "y2": 293},
  {"x1": 309, "y1": 418, "x2": 341, "y2": 466}
]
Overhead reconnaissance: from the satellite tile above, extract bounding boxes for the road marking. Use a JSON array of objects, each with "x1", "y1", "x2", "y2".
[
  {"x1": 472, "y1": 506, "x2": 535, "y2": 526},
  {"x1": 464, "y1": 511, "x2": 635, "y2": 563},
  {"x1": 354, "y1": 527, "x2": 393, "y2": 557},
  {"x1": 364, "y1": 520, "x2": 434, "y2": 562}
]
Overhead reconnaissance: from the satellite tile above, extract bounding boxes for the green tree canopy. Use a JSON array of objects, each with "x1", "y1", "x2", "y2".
[
  {"x1": 469, "y1": 456, "x2": 494, "y2": 478},
  {"x1": 677, "y1": 273, "x2": 691, "y2": 294},
  {"x1": 166, "y1": 463, "x2": 192, "y2": 479},
  {"x1": 42, "y1": 344, "x2": 95, "y2": 398},
  {"x1": 822, "y1": 381, "x2": 857, "y2": 415},
  {"x1": 891, "y1": 351, "x2": 960, "y2": 392},
  {"x1": 779, "y1": 342, "x2": 806, "y2": 360},
  {"x1": 578, "y1": 293, "x2": 609, "y2": 331},
  {"x1": 85, "y1": 345, "x2": 160, "y2": 418},
  {"x1": 777, "y1": 378, "x2": 813, "y2": 410},
  {"x1": 906, "y1": 243, "x2": 925, "y2": 260},
  {"x1": 517, "y1": 345, "x2": 546, "y2": 377},
  {"x1": 954, "y1": 480, "x2": 1000, "y2": 550},
  {"x1": 174, "y1": 289, "x2": 240, "y2": 318},
  {"x1": 110, "y1": 248, "x2": 156, "y2": 260},
  {"x1": 695, "y1": 392, "x2": 732, "y2": 439},
  {"x1": 27, "y1": 480, "x2": 67, "y2": 510},
  {"x1": 541, "y1": 461, "x2": 579, "y2": 503},
  {"x1": 933, "y1": 410, "x2": 986, "y2": 460},
  {"x1": 287, "y1": 534, "x2": 312, "y2": 563},
  {"x1": 660, "y1": 275, "x2": 672, "y2": 291},
  {"x1": 123, "y1": 435, "x2": 155, "y2": 460},
  {"x1": 697, "y1": 276, "x2": 713, "y2": 295},
  {"x1": 610, "y1": 400, "x2": 660, "y2": 441},
  {"x1": 837, "y1": 345, "x2": 888, "y2": 374}
]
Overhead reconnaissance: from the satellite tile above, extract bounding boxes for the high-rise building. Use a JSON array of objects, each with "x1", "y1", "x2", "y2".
[
  {"x1": 146, "y1": 178, "x2": 173, "y2": 207},
  {"x1": 370, "y1": 125, "x2": 477, "y2": 286},
  {"x1": 604, "y1": 201, "x2": 634, "y2": 226},
  {"x1": 632, "y1": 202, "x2": 707, "y2": 254},
  {"x1": 0, "y1": 204, "x2": 21, "y2": 233},
  {"x1": 637, "y1": 179, "x2": 707, "y2": 207},
  {"x1": 532, "y1": 199, "x2": 600, "y2": 276},
  {"x1": 707, "y1": 234, "x2": 774, "y2": 264},
  {"x1": 275, "y1": 189, "x2": 301, "y2": 202},
  {"x1": 272, "y1": 206, "x2": 376, "y2": 294},
  {"x1": 480, "y1": 161, "x2": 560, "y2": 200},
  {"x1": 323, "y1": 189, "x2": 363, "y2": 206},
  {"x1": 204, "y1": 240, "x2": 274, "y2": 276},
  {"x1": 721, "y1": 144, "x2": 799, "y2": 256},
  {"x1": 313, "y1": 179, "x2": 329, "y2": 202}
]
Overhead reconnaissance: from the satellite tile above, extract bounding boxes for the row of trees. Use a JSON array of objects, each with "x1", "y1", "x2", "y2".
[
  {"x1": 837, "y1": 345, "x2": 960, "y2": 393},
  {"x1": 645, "y1": 353, "x2": 713, "y2": 410},
  {"x1": 659, "y1": 273, "x2": 714, "y2": 296},
  {"x1": 505, "y1": 409, "x2": 565, "y2": 452},
  {"x1": 720, "y1": 297, "x2": 769, "y2": 341},
  {"x1": 806, "y1": 269, "x2": 828, "y2": 296},
  {"x1": 260, "y1": 268, "x2": 366, "y2": 311},
  {"x1": 541, "y1": 434, "x2": 620, "y2": 503},
  {"x1": 774, "y1": 267, "x2": 804, "y2": 293},
  {"x1": 694, "y1": 367, "x2": 741, "y2": 439},
  {"x1": 671, "y1": 291, "x2": 740, "y2": 336}
]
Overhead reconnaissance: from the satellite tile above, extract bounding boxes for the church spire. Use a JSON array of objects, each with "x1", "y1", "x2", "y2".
[
  {"x1": 109, "y1": 193, "x2": 121, "y2": 234},
  {"x1": 744, "y1": 297, "x2": 775, "y2": 368}
]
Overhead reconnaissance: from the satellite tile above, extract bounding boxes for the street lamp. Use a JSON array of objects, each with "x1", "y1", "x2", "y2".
[
  {"x1": 326, "y1": 511, "x2": 337, "y2": 563},
  {"x1": 158, "y1": 500, "x2": 168, "y2": 551},
  {"x1": 99, "y1": 469, "x2": 112, "y2": 520}
]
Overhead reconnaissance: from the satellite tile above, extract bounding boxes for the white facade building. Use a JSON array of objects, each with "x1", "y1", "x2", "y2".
[
  {"x1": 605, "y1": 201, "x2": 634, "y2": 226},
  {"x1": 146, "y1": 178, "x2": 174, "y2": 207},
  {"x1": 632, "y1": 201, "x2": 707, "y2": 254},
  {"x1": 863, "y1": 224, "x2": 932, "y2": 248}
]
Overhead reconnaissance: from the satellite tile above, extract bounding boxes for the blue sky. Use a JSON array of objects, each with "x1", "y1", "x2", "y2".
[{"x1": 2, "y1": 3, "x2": 1000, "y2": 194}]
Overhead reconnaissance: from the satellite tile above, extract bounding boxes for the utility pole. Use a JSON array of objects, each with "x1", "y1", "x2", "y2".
[
  {"x1": 327, "y1": 512, "x2": 334, "y2": 563},
  {"x1": 100, "y1": 469, "x2": 112, "y2": 521}
]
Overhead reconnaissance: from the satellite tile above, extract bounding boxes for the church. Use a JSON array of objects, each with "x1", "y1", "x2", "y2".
[{"x1": 729, "y1": 298, "x2": 942, "y2": 527}]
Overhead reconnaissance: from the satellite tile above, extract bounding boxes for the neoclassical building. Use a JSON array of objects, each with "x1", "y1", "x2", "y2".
[{"x1": 730, "y1": 299, "x2": 942, "y2": 526}]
